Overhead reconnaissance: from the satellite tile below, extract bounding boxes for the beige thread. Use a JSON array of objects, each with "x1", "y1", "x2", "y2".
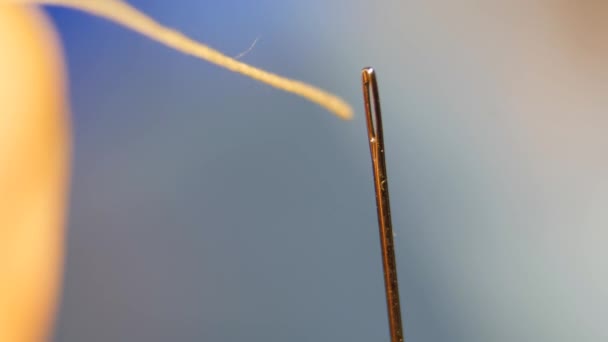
[{"x1": 5, "y1": 0, "x2": 353, "y2": 119}]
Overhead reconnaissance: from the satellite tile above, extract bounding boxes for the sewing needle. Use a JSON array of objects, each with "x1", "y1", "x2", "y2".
[{"x1": 362, "y1": 67, "x2": 404, "y2": 342}]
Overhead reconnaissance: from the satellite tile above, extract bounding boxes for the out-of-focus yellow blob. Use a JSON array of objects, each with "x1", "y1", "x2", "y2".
[{"x1": 0, "y1": 4, "x2": 69, "y2": 341}]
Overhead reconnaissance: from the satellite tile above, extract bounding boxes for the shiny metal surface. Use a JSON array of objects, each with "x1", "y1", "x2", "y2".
[{"x1": 362, "y1": 67, "x2": 404, "y2": 342}]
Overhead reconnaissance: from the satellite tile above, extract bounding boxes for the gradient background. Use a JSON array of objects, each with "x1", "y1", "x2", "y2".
[{"x1": 45, "y1": 1, "x2": 608, "y2": 341}]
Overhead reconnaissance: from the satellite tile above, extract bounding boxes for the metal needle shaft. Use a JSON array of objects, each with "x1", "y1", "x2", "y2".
[{"x1": 362, "y1": 67, "x2": 404, "y2": 342}]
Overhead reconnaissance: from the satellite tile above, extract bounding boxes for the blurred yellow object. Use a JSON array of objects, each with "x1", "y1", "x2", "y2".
[{"x1": 0, "y1": 5, "x2": 69, "y2": 341}]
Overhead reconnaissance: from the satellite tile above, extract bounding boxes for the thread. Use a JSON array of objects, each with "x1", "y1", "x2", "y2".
[{"x1": 5, "y1": 0, "x2": 354, "y2": 119}]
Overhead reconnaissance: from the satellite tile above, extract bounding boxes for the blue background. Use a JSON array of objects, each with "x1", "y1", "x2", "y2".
[{"x1": 46, "y1": 1, "x2": 608, "y2": 341}]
